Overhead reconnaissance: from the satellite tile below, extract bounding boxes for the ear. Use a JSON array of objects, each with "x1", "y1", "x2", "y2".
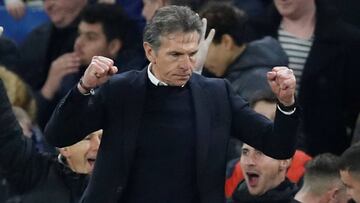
[
  {"x1": 108, "y1": 39, "x2": 122, "y2": 57},
  {"x1": 221, "y1": 34, "x2": 235, "y2": 50},
  {"x1": 326, "y1": 187, "x2": 339, "y2": 203},
  {"x1": 59, "y1": 147, "x2": 70, "y2": 158},
  {"x1": 279, "y1": 159, "x2": 292, "y2": 171},
  {"x1": 143, "y1": 42, "x2": 156, "y2": 64}
]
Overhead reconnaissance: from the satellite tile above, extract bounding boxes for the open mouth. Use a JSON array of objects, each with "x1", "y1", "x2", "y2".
[
  {"x1": 246, "y1": 172, "x2": 260, "y2": 187},
  {"x1": 87, "y1": 158, "x2": 96, "y2": 167}
]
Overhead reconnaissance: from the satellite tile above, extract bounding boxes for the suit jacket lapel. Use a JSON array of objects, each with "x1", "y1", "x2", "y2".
[{"x1": 189, "y1": 75, "x2": 212, "y2": 179}]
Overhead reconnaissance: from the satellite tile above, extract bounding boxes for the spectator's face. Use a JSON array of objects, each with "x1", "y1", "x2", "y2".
[
  {"x1": 142, "y1": 0, "x2": 166, "y2": 22},
  {"x1": 60, "y1": 130, "x2": 102, "y2": 174},
  {"x1": 205, "y1": 41, "x2": 228, "y2": 77},
  {"x1": 274, "y1": 0, "x2": 315, "y2": 19},
  {"x1": 240, "y1": 144, "x2": 289, "y2": 196},
  {"x1": 44, "y1": 0, "x2": 86, "y2": 28},
  {"x1": 144, "y1": 31, "x2": 199, "y2": 86},
  {"x1": 340, "y1": 170, "x2": 360, "y2": 203},
  {"x1": 74, "y1": 22, "x2": 121, "y2": 66}
]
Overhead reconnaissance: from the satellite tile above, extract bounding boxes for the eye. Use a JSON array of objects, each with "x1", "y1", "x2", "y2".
[
  {"x1": 255, "y1": 150, "x2": 263, "y2": 156},
  {"x1": 189, "y1": 51, "x2": 198, "y2": 57},
  {"x1": 170, "y1": 52, "x2": 180, "y2": 57}
]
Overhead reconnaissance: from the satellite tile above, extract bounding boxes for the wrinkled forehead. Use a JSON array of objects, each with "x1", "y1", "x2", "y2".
[
  {"x1": 158, "y1": 31, "x2": 201, "y2": 46},
  {"x1": 165, "y1": 31, "x2": 200, "y2": 41}
]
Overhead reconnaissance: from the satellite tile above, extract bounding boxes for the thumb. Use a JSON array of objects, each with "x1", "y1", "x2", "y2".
[
  {"x1": 109, "y1": 66, "x2": 118, "y2": 75},
  {"x1": 267, "y1": 71, "x2": 276, "y2": 81},
  {"x1": 201, "y1": 18, "x2": 207, "y2": 39},
  {"x1": 205, "y1": 29, "x2": 216, "y2": 44}
]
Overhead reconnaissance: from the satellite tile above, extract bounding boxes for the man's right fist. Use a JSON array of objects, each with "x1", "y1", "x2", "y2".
[{"x1": 78, "y1": 56, "x2": 118, "y2": 94}]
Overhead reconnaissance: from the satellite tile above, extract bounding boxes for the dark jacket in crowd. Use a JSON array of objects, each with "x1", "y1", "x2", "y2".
[
  {"x1": 0, "y1": 79, "x2": 88, "y2": 203},
  {"x1": 247, "y1": 0, "x2": 360, "y2": 156},
  {"x1": 13, "y1": 21, "x2": 80, "y2": 130},
  {"x1": 0, "y1": 37, "x2": 20, "y2": 70},
  {"x1": 224, "y1": 36, "x2": 288, "y2": 101},
  {"x1": 231, "y1": 178, "x2": 298, "y2": 203}
]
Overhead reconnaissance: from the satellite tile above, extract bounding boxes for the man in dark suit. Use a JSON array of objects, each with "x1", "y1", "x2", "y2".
[{"x1": 45, "y1": 5, "x2": 299, "y2": 203}]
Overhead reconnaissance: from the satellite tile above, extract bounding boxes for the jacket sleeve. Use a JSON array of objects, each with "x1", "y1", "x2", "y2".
[
  {"x1": 227, "y1": 80, "x2": 299, "y2": 159},
  {"x1": 0, "y1": 79, "x2": 52, "y2": 193},
  {"x1": 45, "y1": 84, "x2": 106, "y2": 148}
]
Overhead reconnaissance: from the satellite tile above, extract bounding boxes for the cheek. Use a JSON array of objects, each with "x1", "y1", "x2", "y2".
[{"x1": 87, "y1": 44, "x2": 106, "y2": 55}]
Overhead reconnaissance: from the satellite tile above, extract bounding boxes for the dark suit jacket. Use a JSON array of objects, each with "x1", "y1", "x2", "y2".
[{"x1": 45, "y1": 68, "x2": 299, "y2": 203}]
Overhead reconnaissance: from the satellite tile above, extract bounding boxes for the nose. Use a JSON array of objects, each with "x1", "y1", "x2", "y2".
[
  {"x1": 89, "y1": 135, "x2": 101, "y2": 152},
  {"x1": 74, "y1": 36, "x2": 83, "y2": 51},
  {"x1": 180, "y1": 55, "x2": 194, "y2": 71},
  {"x1": 241, "y1": 155, "x2": 256, "y2": 166}
]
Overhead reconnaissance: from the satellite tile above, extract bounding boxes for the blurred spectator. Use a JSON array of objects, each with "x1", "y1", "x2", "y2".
[
  {"x1": 247, "y1": 0, "x2": 360, "y2": 156},
  {"x1": 228, "y1": 143, "x2": 297, "y2": 203},
  {"x1": 4, "y1": 0, "x2": 42, "y2": 19},
  {"x1": 226, "y1": 91, "x2": 311, "y2": 200},
  {"x1": 0, "y1": 36, "x2": 19, "y2": 70},
  {"x1": 5, "y1": 0, "x2": 26, "y2": 20},
  {"x1": 0, "y1": 66, "x2": 56, "y2": 155},
  {"x1": 88, "y1": 0, "x2": 145, "y2": 32},
  {"x1": 0, "y1": 4, "x2": 49, "y2": 44},
  {"x1": 339, "y1": 143, "x2": 360, "y2": 203},
  {"x1": 74, "y1": 4, "x2": 146, "y2": 73},
  {"x1": 200, "y1": 2, "x2": 287, "y2": 101},
  {"x1": 0, "y1": 79, "x2": 102, "y2": 202},
  {"x1": 0, "y1": 66, "x2": 36, "y2": 122},
  {"x1": 294, "y1": 153, "x2": 350, "y2": 203},
  {"x1": 12, "y1": 0, "x2": 86, "y2": 129}
]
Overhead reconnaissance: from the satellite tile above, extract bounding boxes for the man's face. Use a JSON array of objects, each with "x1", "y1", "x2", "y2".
[
  {"x1": 44, "y1": 0, "x2": 86, "y2": 28},
  {"x1": 274, "y1": 0, "x2": 315, "y2": 19},
  {"x1": 340, "y1": 170, "x2": 360, "y2": 203},
  {"x1": 61, "y1": 130, "x2": 102, "y2": 174},
  {"x1": 144, "y1": 31, "x2": 200, "y2": 86},
  {"x1": 205, "y1": 42, "x2": 228, "y2": 77},
  {"x1": 240, "y1": 144, "x2": 288, "y2": 196},
  {"x1": 74, "y1": 22, "x2": 117, "y2": 66},
  {"x1": 142, "y1": 0, "x2": 166, "y2": 22}
]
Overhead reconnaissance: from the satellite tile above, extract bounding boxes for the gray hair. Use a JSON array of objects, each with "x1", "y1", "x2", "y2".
[{"x1": 143, "y1": 5, "x2": 203, "y2": 51}]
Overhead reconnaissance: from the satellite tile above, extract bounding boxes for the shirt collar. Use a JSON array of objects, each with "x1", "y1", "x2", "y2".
[{"x1": 147, "y1": 63, "x2": 168, "y2": 86}]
